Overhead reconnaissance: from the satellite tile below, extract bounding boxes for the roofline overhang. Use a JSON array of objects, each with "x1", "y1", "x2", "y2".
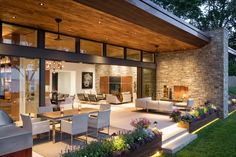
[
  {"x1": 76, "y1": 0, "x2": 210, "y2": 48},
  {"x1": 135, "y1": 0, "x2": 210, "y2": 42}
]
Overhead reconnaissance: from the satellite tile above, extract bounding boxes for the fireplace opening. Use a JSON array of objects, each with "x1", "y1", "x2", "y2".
[{"x1": 174, "y1": 86, "x2": 188, "y2": 100}]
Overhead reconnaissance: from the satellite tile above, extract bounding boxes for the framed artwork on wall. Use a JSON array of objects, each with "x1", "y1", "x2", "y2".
[{"x1": 82, "y1": 72, "x2": 93, "y2": 89}]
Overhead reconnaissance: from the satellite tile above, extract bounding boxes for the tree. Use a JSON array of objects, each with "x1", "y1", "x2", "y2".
[
  {"x1": 151, "y1": 0, "x2": 236, "y2": 49},
  {"x1": 229, "y1": 57, "x2": 236, "y2": 76},
  {"x1": 152, "y1": 0, "x2": 236, "y2": 75}
]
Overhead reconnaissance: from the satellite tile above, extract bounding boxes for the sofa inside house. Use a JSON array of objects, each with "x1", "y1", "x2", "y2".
[{"x1": 106, "y1": 92, "x2": 132, "y2": 104}]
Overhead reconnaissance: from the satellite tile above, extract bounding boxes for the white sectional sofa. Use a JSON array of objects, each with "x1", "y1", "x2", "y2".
[
  {"x1": 147, "y1": 100, "x2": 174, "y2": 113},
  {"x1": 135, "y1": 97, "x2": 152, "y2": 109},
  {"x1": 135, "y1": 97, "x2": 175, "y2": 113}
]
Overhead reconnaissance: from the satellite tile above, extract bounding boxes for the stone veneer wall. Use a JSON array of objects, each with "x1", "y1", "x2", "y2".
[
  {"x1": 95, "y1": 65, "x2": 137, "y2": 94},
  {"x1": 156, "y1": 28, "x2": 228, "y2": 118}
]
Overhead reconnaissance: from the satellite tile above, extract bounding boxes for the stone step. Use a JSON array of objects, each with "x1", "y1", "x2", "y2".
[
  {"x1": 162, "y1": 133, "x2": 197, "y2": 154},
  {"x1": 161, "y1": 124, "x2": 188, "y2": 145},
  {"x1": 162, "y1": 128, "x2": 188, "y2": 145}
]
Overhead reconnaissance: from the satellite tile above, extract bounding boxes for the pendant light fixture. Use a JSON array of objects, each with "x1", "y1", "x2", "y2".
[{"x1": 55, "y1": 18, "x2": 62, "y2": 40}]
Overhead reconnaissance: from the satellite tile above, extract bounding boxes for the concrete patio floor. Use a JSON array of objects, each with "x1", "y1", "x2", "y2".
[{"x1": 33, "y1": 103, "x2": 175, "y2": 157}]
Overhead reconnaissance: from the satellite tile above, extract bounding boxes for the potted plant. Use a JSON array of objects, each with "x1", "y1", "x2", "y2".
[
  {"x1": 170, "y1": 109, "x2": 181, "y2": 122},
  {"x1": 178, "y1": 113, "x2": 195, "y2": 129}
]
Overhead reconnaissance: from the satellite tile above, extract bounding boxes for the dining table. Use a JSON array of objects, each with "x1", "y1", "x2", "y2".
[{"x1": 38, "y1": 107, "x2": 98, "y2": 143}]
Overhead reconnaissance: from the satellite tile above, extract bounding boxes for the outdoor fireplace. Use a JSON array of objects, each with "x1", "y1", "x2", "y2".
[{"x1": 174, "y1": 86, "x2": 188, "y2": 100}]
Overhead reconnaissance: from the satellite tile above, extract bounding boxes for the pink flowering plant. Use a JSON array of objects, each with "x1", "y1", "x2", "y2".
[{"x1": 130, "y1": 117, "x2": 151, "y2": 129}]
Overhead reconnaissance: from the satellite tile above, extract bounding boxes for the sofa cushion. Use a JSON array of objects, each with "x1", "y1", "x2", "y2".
[
  {"x1": 135, "y1": 97, "x2": 152, "y2": 109},
  {"x1": 175, "y1": 102, "x2": 187, "y2": 107},
  {"x1": 147, "y1": 100, "x2": 159, "y2": 110},
  {"x1": 158, "y1": 101, "x2": 173, "y2": 112}
]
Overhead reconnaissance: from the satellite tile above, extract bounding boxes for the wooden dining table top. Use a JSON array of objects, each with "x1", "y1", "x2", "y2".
[{"x1": 38, "y1": 107, "x2": 98, "y2": 120}]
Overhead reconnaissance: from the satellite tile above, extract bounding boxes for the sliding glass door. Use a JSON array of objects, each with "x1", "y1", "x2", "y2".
[
  {"x1": 0, "y1": 56, "x2": 39, "y2": 121},
  {"x1": 137, "y1": 67, "x2": 156, "y2": 99}
]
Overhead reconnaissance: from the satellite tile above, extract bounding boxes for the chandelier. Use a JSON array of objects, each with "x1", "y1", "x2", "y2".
[{"x1": 46, "y1": 61, "x2": 64, "y2": 73}]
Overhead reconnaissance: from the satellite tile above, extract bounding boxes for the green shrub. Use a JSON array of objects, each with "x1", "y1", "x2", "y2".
[
  {"x1": 62, "y1": 128, "x2": 158, "y2": 157},
  {"x1": 198, "y1": 108, "x2": 205, "y2": 116},
  {"x1": 112, "y1": 136, "x2": 127, "y2": 151},
  {"x1": 203, "y1": 106, "x2": 208, "y2": 114},
  {"x1": 180, "y1": 113, "x2": 195, "y2": 123},
  {"x1": 229, "y1": 86, "x2": 236, "y2": 95},
  {"x1": 169, "y1": 110, "x2": 182, "y2": 122}
]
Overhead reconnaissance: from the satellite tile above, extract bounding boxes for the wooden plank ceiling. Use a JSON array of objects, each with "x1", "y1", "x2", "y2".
[{"x1": 0, "y1": 0, "x2": 208, "y2": 52}]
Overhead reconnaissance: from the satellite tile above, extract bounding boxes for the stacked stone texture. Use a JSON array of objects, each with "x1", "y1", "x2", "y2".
[{"x1": 156, "y1": 28, "x2": 228, "y2": 118}]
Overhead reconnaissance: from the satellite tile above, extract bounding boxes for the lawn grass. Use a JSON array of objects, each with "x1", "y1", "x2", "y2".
[
  {"x1": 160, "y1": 111, "x2": 236, "y2": 157},
  {"x1": 229, "y1": 86, "x2": 236, "y2": 95}
]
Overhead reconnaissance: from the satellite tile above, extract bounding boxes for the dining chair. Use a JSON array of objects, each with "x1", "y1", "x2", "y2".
[
  {"x1": 100, "y1": 104, "x2": 111, "y2": 111},
  {"x1": 88, "y1": 109, "x2": 111, "y2": 138},
  {"x1": 60, "y1": 113, "x2": 89, "y2": 145},
  {"x1": 45, "y1": 97, "x2": 57, "y2": 109},
  {"x1": 59, "y1": 97, "x2": 74, "y2": 110},
  {"x1": 21, "y1": 114, "x2": 50, "y2": 140},
  {"x1": 89, "y1": 104, "x2": 111, "y2": 118},
  {"x1": 38, "y1": 106, "x2": 53, "y2": 114}
]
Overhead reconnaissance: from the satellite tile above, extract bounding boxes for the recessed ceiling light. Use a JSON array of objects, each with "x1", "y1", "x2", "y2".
[
  {"x1": 39, "y1": 2, "x2": 44, "y2": 6},
  {"x1": 12, "y1": 16, "x2": 16, "y2": 19},
  {"x1": 98, "y1": 21, "x2": 101, "y2": 24}
]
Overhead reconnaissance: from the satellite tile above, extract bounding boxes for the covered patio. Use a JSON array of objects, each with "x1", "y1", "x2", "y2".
[
  {"x1": 32, "y1": 103, "x2": 177, "y2": 157},
  {"x1": 0, "y1": 0, "x2": 229, "y2": 157}
]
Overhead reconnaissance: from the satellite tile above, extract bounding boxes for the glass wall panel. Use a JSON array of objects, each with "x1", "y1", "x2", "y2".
[
  {"x1": 45, "y1": 32, "x2": 75, "y2": 52},
  {"x1": 0, "y1": 56, "x2": 39, "y2": 121},
  {"x1": 106, "y1": 45, "x2": 124, "y2": 59},
  {"x1": 127, "y1": 48, "x2": 141, "y2": 61},
  {"x1": 80, "y1": 39, "x2": 103, "y2": 56},
  {"x1": 142, "y1": 68, "x2": 156, "y2": 99},
  {"x1": 2, "y1": 23, "x2": 37, "y2": 47},
  {"x1": 143, "y1": 52, "x2": 154, "y2": 63}
]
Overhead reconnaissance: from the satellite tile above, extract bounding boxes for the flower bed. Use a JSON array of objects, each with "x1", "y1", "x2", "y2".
[
  {"x1": 62, "y1": 118, "x2": 162, "y2": 157},
  {"x1": 188, "y1": 112, "x2": 218, "y2": 133},
  {"x1": 170, "y1": 101, "x2": 219, "y2": 133}
]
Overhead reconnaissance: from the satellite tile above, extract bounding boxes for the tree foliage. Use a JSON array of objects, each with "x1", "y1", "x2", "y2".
[
  {"x1": 151, "y1": 0, "x2": 236, "y2": 49},
  {"x1": 152, "y1": 0, "x2": 236, "y2": 75},
  {"x1": 229, "y1": 54, "x2": 236, "y2": 76}
]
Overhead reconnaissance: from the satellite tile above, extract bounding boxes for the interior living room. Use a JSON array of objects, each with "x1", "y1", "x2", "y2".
[{"x1": 45, "y1": 62, "x2": 139, "y2": 107}]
